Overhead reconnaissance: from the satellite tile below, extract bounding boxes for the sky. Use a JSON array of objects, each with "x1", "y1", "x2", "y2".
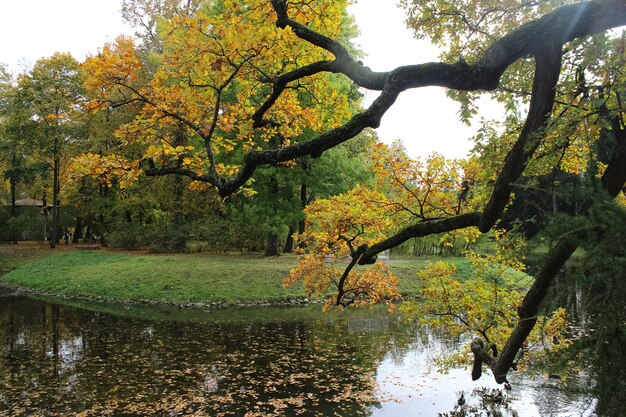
[{"x1": 0, "y1": 0, "x2": 500, "y2": 159}]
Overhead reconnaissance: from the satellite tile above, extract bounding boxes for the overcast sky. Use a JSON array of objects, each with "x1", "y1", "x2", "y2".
[{"x1": 0, "y1": 0, "x2": 500, "y2": 159}]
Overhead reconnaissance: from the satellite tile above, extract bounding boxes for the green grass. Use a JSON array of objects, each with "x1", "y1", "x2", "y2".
[
  {"x1": 0, "y1": 242, "x2": 52, "y2": 275},
  {"x1": 2, "y1": 251, "x2": 307, "y2": 304},
  {"x1": 1, "y1": 248, "x2": 473, "y2": 305}
]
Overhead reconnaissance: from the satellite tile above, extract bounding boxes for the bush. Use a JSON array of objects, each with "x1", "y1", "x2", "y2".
[
  {"x1": 0, "y1": 207, "x2": 47, "y2": 242},
  {"x1": 108, "y1": 223, "x2": 145, "y2": 250}
]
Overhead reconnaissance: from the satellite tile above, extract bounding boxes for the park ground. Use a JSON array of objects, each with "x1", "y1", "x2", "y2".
[{"x1": 0, "y1": 242, "x2": 473, "y2": 307}]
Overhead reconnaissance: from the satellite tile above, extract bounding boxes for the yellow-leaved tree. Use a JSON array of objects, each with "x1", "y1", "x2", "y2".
[
  {"x1": 74, "y1": 0, "x2": 358, "y2": 195},
  {"x1": 286, "y1": 184, "x2": 400, "y2": 309},
  {"x1": 400, "y1": 230, "x2": 571, "y2": 377},
  {"x1": 287, "y1": 142, "x2": 482, "y2": 309}
]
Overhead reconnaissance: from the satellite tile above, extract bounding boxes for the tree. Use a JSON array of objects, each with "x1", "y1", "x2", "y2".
[
  {"x1": 0, "y1": 84, "x2": 37, "y2": 242},
  {"x1": 79, "y1": 0, "x2": 357, "y2": 194},
  {"x1": 285, "y1": 184, "x2": 400, "y2": 308},
  {"x1": 76, "y1": 0, "x2": 361, "y2": 253},
  {"x1": 1, "y1": 65, "x2": 51, "y2": 243},
  {"x1": 19, "y1": 53, "x2": 84, "y2": 248},
  {"x1": 76, "y1": 0, "x2": 626, "y2": 386}
]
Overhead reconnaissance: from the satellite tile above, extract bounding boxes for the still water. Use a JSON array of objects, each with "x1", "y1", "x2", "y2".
[{"x1": 0, "y1": 287, "x2": 595, "y2": 416}]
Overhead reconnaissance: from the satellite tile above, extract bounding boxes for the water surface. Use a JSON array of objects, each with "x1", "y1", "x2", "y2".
[{"x1": 0, "y1": 287, "x2": 595, "y2": 416}]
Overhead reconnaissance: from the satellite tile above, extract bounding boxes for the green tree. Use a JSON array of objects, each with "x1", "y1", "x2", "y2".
[
  {"x1": 0, "y1": 65, "x2": 49, "y2": 242},
  {"x1": 18, "y1": 53, "x2": 84, "y2": 247}
]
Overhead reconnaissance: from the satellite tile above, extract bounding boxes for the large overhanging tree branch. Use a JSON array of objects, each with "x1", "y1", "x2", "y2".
[
  {"x1": 143, "y1": 0, "x2": 626, "y2": 198},
  {"x1": 245, "y1": 0, "x2": 626, "y2": 385}
]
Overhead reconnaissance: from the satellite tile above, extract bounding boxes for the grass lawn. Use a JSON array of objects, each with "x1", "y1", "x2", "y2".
[
  {"x1": 2, "y1": 250, "x2": 305, "y2": 304},
  {"x1": 0, "y1": 242, "x2": 53, "y2": 275},
  {"x1": 1, "y1": 246, "x2": 469, "y2": 305}
]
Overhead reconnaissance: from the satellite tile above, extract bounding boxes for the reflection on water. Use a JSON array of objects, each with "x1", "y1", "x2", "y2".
[{"x1": 0, "y1": 287, "x2": 596, "y2": 416}]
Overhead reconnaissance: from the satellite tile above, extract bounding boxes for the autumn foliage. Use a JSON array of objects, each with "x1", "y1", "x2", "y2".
[
  {"x1": 75, "y1": 0, "x2": 356, "y2": 192},
  {"x1": 286, "y1": 185, "x2": 400, "y2": 309},
  {"x1": 41, "y1": 0, "x2": 626, "y2": 388},
  {"x1": 401, "y1": 230, "x2": 571, "y2": 371}
]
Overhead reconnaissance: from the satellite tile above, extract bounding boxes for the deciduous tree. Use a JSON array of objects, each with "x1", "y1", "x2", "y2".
[{"x1": 18, "y1": 53, "x2": 84, "y2": 248}]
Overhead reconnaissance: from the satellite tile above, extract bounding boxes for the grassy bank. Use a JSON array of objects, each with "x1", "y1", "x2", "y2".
[
  {"x1": 0, "y1": 242, "x2": 52, "y2": 275},
  {"x1": 2, "y1": 250, "x2": 305, "y2": 304},
  {"x1": 1, "y1": 248, "x2": 464, "y2": 306}
]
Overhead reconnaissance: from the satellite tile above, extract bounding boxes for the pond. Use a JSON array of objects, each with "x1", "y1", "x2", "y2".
[{"x1": 0, "y1": 287, "x2": 596, "y2": 416}]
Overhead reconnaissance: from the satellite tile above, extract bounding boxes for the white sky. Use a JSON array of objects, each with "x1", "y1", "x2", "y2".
[{"x1": 0, "y1": 0, "x2": 500, "y2": 159}]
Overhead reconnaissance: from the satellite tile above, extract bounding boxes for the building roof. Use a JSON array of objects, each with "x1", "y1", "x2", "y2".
[{"x1": 13, "y1": 198, "x2": 45, "y2": 206}]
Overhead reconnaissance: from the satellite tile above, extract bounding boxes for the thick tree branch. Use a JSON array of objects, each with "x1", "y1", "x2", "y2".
[
  {"x1": 144, "y1": 1, "x2": 626, "y2": 198},
  {"x1": 210, "y1": 0, "x2": 626, "y2": 197},
  {"x1": 270, "y1": 0, "x2": 387, "y2": 90},
  {"x1": 358, "y1": 212, "x2": 481, "y2": 265},
  {"x1": 473, "y1": 124, "x2": 626, "y2": 384},
  {"x1": 479, "y1": 44, "x2": 562, "y2": 232},
  {"x1": 216, "y1": 86, "x2": 401, "y2": 196},
  {"x1": 271, "y1": 0, "x2": 626, "y2": 93}
]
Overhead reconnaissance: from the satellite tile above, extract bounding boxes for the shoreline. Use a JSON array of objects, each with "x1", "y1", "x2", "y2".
[
  {"x1": 0, "y1": 245, "x2": 434, "y2": 310},
  {"x1": 0, "y1": 281, "x2": 322, "y2": 309}
]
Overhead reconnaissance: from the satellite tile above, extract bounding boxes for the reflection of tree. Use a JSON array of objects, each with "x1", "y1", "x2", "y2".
[
  {"x1": 545, "y1": 259, "x2": 626, "y2": 416},
  {"x1": 0, "y1": 299, "x2": 418, "y2": 416}
]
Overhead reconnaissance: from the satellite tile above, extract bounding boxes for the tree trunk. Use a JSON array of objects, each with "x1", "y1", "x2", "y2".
[
  {"x1": 72, "y1": 216, "x2": 83, "y2": 243},
  {"x1": 284, "y1": 224, "x2": 296, "y2": 252},
  {"x1": 85, "y1": 223, "x2": 92, "y2": 243},
  {"x1": 9, "y1": 154, "x2": 16, "y2": 218},
  {"x1": 9, "y1": 154, "x2": 17, "y2": 243},
  {"x1": 49, "y1": 151, "x2": 60, "y2": 249},
  {"x1": 99, "y1": 214, "x2": 106, "y2": 246},
  {"x1": 298, "y1": 181, "x2": 308, "y2": 249},
  {"x1": 171, "y1": 174, "x2": 186, "y2": 251},
  {"x1": 265, "y1": 232, "x2": 280, "y2": 256}
]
